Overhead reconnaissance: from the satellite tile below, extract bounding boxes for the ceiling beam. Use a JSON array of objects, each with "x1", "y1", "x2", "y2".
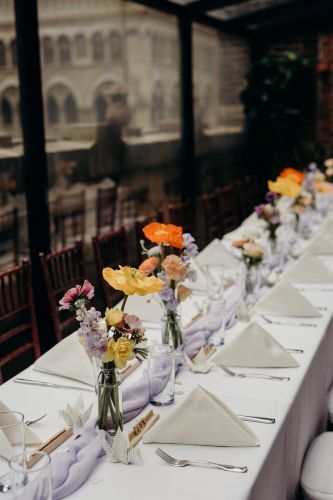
[{"x1": 185, "y1": 0, "x2": 249, "y2": 16}]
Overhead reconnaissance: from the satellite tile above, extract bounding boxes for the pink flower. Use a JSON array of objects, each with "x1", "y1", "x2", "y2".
[
  {"x1": 59, "y1": 279, "x2": 94, "y2": 310},
  {"x1": 124, "y1": 314, "x2": 143, "y2": 330}
]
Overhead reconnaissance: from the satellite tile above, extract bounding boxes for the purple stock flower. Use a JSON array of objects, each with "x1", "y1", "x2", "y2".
[
  {"x1": 182, "y1": 233, "x2": 198, "y2": 261},
  {"x1": 254, "y1": 204, "x2": 264, "y2": 215},
  {"x1": 76, "y1": 307, "x2": 108, "y2": 359},
  {"x1": 308, "y1": 162, "x2": 317, "y2": 172},
  {"x1": 265, "y1": 191, "x2": 278, "y2": 204}
]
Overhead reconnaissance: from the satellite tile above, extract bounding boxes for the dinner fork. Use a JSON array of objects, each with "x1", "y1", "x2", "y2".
[
  {"x1": 219, "y1": 363, "x2": 290, "y2": 381},
  {"x1": 24, "y1": 413, "x2": 47, "y2": 426},
  {"x1": 155, "y1": 448, "x2": 247, "y2": 473},
  {"x1": 260, "y1": 314, "x2": 317, "y2": 328}
]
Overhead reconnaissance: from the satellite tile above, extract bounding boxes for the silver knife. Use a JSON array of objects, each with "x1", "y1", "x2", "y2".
[
  {"x1": 14, "y1": 378, "x2": 95, "y2": 392},
  {"x1": 237, "y1": 415, "x2": 276, "y2": 424},
  {"x1": 286, "y1": 349, "x2": 304, "y2": 354}
]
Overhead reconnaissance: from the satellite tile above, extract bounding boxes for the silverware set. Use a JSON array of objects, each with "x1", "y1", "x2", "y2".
[{"x1": 14, "y1": 378, "x2": 95, "y2": 392}]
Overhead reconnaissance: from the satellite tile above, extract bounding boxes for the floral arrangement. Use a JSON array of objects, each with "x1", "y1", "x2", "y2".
[
  {"x1": 268, "y1": 175, "x2": 301, "y2": 198},
  {"x1": 291, "y1": 192, "x2": 313, "y2": 216},
  {"x1": 139, "y1": 222, "x2": 198, "y2": 347},
  {"x1": 279, "y1": 167, "x2": 304, "y2": 185},
  {"x1": 254, "y1": 191, "x2": 281, "y2": 240},
  {"x1": 59, "y1": 269, "x2": 163, "y2": 434},
  {"x1": 324, "y1": 158, "x2": 333, "y2": 181},
  {"x1": 232, "y1": 239, "x2": 264, "y2": 267}
]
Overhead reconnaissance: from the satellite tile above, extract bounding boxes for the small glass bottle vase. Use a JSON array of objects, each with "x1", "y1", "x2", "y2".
[
  {"x1": 244, "y1": 264, "x2": 260, "y2": 304},
  {"x1": 161, "y1": 311, "x2": 182, "y2": 349},
  {"x1": 97, "y1": 365, "x2": 123, "y2": 435}
]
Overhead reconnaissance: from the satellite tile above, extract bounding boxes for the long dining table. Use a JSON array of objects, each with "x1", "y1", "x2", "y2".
[{"x1": 3, "y1": 218, "x2": 333, "y2": 499}]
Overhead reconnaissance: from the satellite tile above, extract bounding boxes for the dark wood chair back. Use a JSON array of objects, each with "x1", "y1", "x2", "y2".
[
  {"x1": 201, "y1": 192, "x2": 222, "y2": 243},
  {"x1": 236, "y1": 176, "x2": 259, "y2": 221},
  {"x1": 39, "y1": 241, "x2": 86, "y2": 342},
  {"x1": 0, "y1": 261, "x2": 40, "y2": 383},
  {"x1": 96, "y1": 186, "x2": 117, "y2": 234},
  {"x1": 216, "y1": 183, "x2": 239, "y2": 234},
  {"x1": 134, "y1": 211, "x2": 163, "y2": 265},
  {"x1": 167, "y1": 201, "x2": 193, "y2": 235},
  {"x1": 52, "y1": 191, "x2": 86, "y2": 248},
  {"x1": 0, "y1": 207, "x2": 19, "y2": 270},
  {"x1": 92, "y1": 228, "x2": 128, "y2": 308}
]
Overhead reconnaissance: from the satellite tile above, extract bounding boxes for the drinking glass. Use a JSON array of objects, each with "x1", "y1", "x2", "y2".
[
  {"x1": 0, "y1": 411, "x2": 25, "y2": 493},
  {"x1": 148, "y1": 344, "x2": 175, "y2": 406},
  {"x1": 9, "y1": 452, "x2": 52, "y2": 500}
]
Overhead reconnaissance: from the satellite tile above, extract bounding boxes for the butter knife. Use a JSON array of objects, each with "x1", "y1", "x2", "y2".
[
  {"x1": 238, "y1": 415, "x2": 276, "y2": 424},
  {"x1": 14, "y1": 378, "x2": 94, "y2": 392}
]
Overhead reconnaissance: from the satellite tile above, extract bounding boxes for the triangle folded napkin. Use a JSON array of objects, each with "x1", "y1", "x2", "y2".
[
  {"x1": 196, "y1": 239, "x2": 239, "y2": 268},
  {"x1": 253, "y1": 280, "x2": 321, "y2": 318},
  {"x1": 212, "y1": 322, "x2": 299, "y2": 368},
  {"x1": 142, "y1": 385, "x2": 259, "y2": 447},
  {"x1": 283, "y1": 252, "x2": 333, "y2": 283},
  {"x1": 307, "y1": 232, "x2": 333, "y2": 256},
  {"x1": 0, "y1": 401, "x2": 40, "y2": 460},
  {"x1": 34, "y1": 333, "x2": 95, "y2": 386}
]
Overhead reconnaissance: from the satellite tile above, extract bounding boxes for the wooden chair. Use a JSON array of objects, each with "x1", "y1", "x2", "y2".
[
  {"x1": 51, "y1": 191, "x2": 86, "y2": 249},
  {"x1": 216, "y1": 183, "x2": 239, "y2": 234},
  {"x1": 236, "y1": 176, "x2": 258, "y2": 221},
  {"x1": 0, "y1": 261, "x2": 40, "y2": 383},
  {"x1": 201, "y1": 192, "x2": 223, "y2": 243},
  {"x1": 92, "y1": 228, "x2": 128, "y2": 308},
  {"x1": 0, "y1": 207, "x2": 19, "y2": 270},
  {"x1": 39, "y1": 241, "x2": 86, "y2": 342},
  {"x1": 96, "y1": 186, "x2": 117, "y2": 234},
  {"x1": 134, "y1": 211, "x2": 163, "y2": 264},
  {"x1": 167, "y1": 201, "x2": 193, "y2": 235}
]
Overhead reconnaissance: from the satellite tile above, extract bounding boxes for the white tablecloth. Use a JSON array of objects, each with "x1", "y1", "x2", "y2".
[{"x1": 2, "y1": 233, "x2": 333, "y2": 499}]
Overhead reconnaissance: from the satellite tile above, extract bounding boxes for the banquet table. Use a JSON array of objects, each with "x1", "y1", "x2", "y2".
[{"x1": 2, "y1": 224, "x2": 333, "y2": 499}]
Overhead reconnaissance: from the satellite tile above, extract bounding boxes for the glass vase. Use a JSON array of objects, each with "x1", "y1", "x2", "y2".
[
  {"x1": 97, "y1": 364, "x2": 123, "y2": 435},
  {"x1": 244, "y1": 265, "x2": 260, "y2": 304},
  {"x1": 161, "y1": 311, "x2": 182, "y2": 349}
]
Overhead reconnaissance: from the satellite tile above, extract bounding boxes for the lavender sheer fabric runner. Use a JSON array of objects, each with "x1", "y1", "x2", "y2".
[{"x1": 18, "y1": 295, "x2": 240, "y2": 499}]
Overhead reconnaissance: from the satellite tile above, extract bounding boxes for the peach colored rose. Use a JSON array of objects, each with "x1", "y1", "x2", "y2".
[
  {"x1": 162, "y1": 254, "x2": 187, "y2": 281},
  {"x1": 232, "y1": 239, "x2": 248, "y2": 248},
  {"x1": 138, "y1": 256, "x2": 158, "y2": 275}
]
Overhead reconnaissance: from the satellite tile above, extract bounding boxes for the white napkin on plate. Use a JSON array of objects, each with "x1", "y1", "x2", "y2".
[
  {"x1": 123, "y1": 294, "x2": 163, "y2": 323},
  {"x1": 307, "y1": 232, "x2": 333, "y2": 255},
  {"x1": 34, "y1": 333, "x2": 94, "y2": 386},
  {"x1": 142, "y1": 385, "x2": 259, "y2": 447},
  {"x1": 254, "y1": 280, "x2": 321, "y2": 318},
  {"x1": 0, "y1": 402, "x2": 40, "y2": 459},
  {"x1": 212, "y1": 322, "x2": 299, "y2": 368},
  {"x1": 283, "y1": 252, "x2": 333, "y2": 283},
  {"x1": 196, "y1": 239, "x2": 239, "y2": 268}
]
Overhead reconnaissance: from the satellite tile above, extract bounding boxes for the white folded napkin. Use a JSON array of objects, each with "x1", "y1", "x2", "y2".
[
  {"x1": 196, "y1": 239, "x2": 239, "y2": 268},
  {"x1": 34, "y1": 333, "x2": 94, "y2": 386},
  {"x1": 254, "y1": 280, "x2": 321, "y2": 318},
  {"x1": 283, "y1": 252, "x2": 333, "y2": 283},
  {"x1": 142, "y1": 385, "x2": 259, "y2": 447},
  {"x1": 123, "y1": 294, "x2": 163, "y2": 323},
  {"x1": 212, "y1": 322, "x2": 299, "y2": 368},
  {"x1": 186, "y1": 258, "x2": 207, "y2": 292},
  {"x1": 307, "y1": 232, "x2": 333, "y2": 255},
  {"x1": 0, "y1": 402, "x2": 40, "y2": 459}
]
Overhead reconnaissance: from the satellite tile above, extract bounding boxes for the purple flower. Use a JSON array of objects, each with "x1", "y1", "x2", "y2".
[
  {"x1": 308, "y1": 162, "x2": 317, "y2": 172},
  {"x1": 159, "y1": 284, "x2": 175, "y2": 302},
  {"x1": 182, "y1": 233, "x2": 198, "y2": 261},
  {"x1": 254, "y1": 204, "x2": 264, "y2": 215},
  {"x1": 265, "y1": 191, "x2": 278, "y2": 204},
  {"x1": 76, "y1": 307, "x2": 108, "y2": 359}
]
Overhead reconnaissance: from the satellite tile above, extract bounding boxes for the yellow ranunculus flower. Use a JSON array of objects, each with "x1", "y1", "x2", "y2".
[
  {"x1": 105, "y1": 307, "x2": 124, "y2": 327},
  {"x1": 102, "y1": 266, "x2": 163, "y2": 296},
  {"x1": 268, "y1": 177, "x2": 301, "y2": 197},
  {"x1": 102, "y1": 337, "x2": 136, "y2": 369}
]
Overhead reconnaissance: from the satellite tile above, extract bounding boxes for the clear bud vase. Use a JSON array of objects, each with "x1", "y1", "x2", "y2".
[
  {"x1": 245, "y1": 264, "x2": 260, "y2": 305},
  {"x1": 161, "y1": 311, "x2": 182, "y2": 349},
  {"x1": 98, "y1": 364, "x2": 123, "y2": 435}
]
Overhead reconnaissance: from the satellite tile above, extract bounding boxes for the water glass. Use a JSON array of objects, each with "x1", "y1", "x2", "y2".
[
  {"x1": 0, "y1": 411, "x2": 25, "y2": 494},
  {"x1": 9, "y1": 452, "x2": 52, "y2": 500},
  {"x1": 148, "y1": 344, "x2": 175, "y2": 406}
]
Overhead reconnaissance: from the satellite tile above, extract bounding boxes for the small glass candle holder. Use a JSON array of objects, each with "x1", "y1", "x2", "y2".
[
  {"x1": 9, "y1": 451, "x2": 52, "y2": 500},
  {"x1": 0, "y1": 411, "x2": 25, "y2": 494},
  {"x1": 148, "y1": 344, "x2": 175, "y2": 407}
]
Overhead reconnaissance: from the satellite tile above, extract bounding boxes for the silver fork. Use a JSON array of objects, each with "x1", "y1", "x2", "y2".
[
  {"x1": 24, "y1": 413, "x2": 47, "y2": 426},
  {"x1": 155, "y1": 448, "x2": 247, "y2": 473},
  {"x1": 260, "y1": 314, "x2": 317, "y2": 328},
  {"x1": 219, "y1": 363, "x2": 290, "y2": 381}
]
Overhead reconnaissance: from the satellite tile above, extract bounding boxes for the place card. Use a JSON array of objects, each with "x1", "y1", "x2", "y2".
[
  {"x1": 120, "y1": 359, "x2": 140, "y2": 381},
  {"x1": 193, "y1": 344, "x2": 216, "y2": 362},
  {"x1": 27, "y1": 426, "x2": 73, "y2": 469},
  {"x1": 128, "y1": 410, "x2": 160, "y2": 448}
]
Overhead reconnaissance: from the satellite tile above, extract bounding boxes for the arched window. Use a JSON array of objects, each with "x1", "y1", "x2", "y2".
[
  {"x1": 42, "y1": 37, "x2": 54, "y2": 64},
  {"x1": 0, "y1": 41, "x2": 6, "y2": 67},
  {"x1": 58, "y1": 36, "x2": 71, "y2": 64},
  {"x1": 75, "y1": 34, "x2": 86, "y2": 59},
  {"x1": 109, "y1": 32, "x2": 122, "y2": 62},
  {"x1": 95, "y1": 94, "x2": 108, "y2": 123},
  {"x1": 1, "y1": 99, "x2": 12, "y2": 127},
  {"x1": 92, "y1": 33, "x2": 104, "y2": 61},
  {"x1": 151, "y1": 82, "x2": 164, "y2": 125},
  {"x1": 64, "y1": 94, "x2": 77, "y2": 123},
  {"x1": 11, "y1": 39, "x2": 17, "y2": 66},
  {"x1": 47, "y1": 96, "x2": 59, "y2": 124}
]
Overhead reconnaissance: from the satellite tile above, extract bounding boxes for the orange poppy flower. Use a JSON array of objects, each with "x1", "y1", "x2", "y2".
[
  {"x1": 143, "y1": 222, "x2": 184, "y2": 249},
  {"x1": 279, "y1": 167, "x2": 304, "y2": 185}
]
